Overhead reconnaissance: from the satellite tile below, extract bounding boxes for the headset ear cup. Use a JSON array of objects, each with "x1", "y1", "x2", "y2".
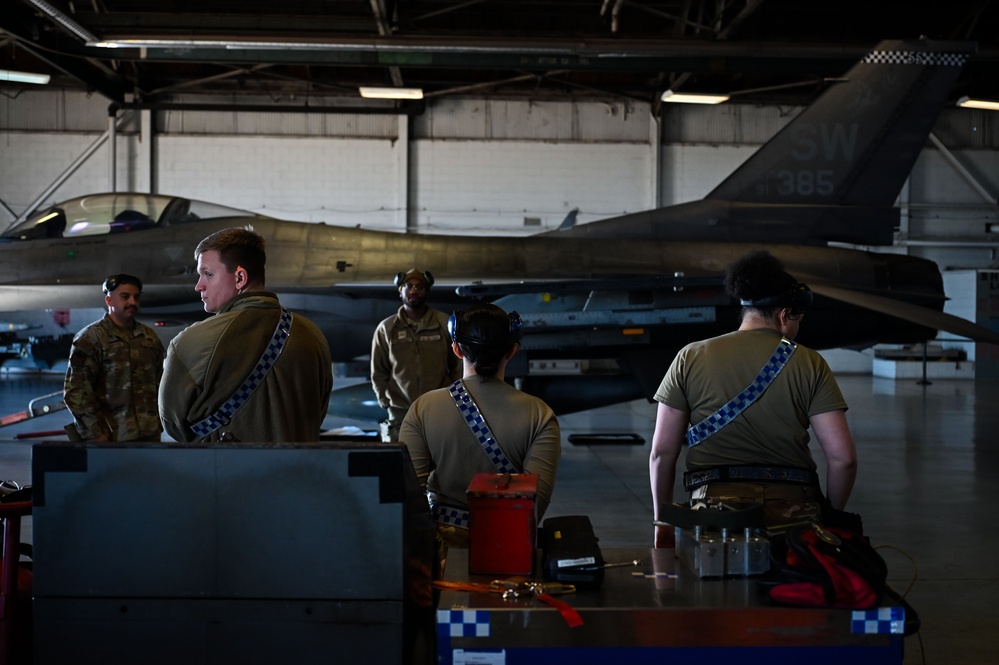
[
  {"x1": 789, "y1": 283, "x2": 813, "y2": 316},
  {"x1": 450, "y1": 307, "x2": 520, "y2": 347},
  {"x1": 394, "y1": 272, "x2": 406, "y2": 289},
  {"x1": 448, "y1": 310, "x2": 464, "y2": 343},
  {"x1": 424, "y1": 271, "x2": 435, "y2": 287},
  {"x1": 509, "y1": 311, "x2": 523, "y2": 344}
]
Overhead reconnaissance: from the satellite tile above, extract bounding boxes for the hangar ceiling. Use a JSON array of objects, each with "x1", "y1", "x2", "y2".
[{"x1": 2, "y1": 1, "x2": 999, "y2": 112}]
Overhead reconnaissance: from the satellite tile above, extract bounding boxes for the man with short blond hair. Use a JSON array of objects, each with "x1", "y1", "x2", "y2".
[{"x1": 159, "y1": 227, "x2": 333, "y2": 443}]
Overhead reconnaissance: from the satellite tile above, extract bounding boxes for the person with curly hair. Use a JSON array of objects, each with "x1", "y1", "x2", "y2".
[{"x1": 650, "y1": 249, "x2": 857, "y2": 547}]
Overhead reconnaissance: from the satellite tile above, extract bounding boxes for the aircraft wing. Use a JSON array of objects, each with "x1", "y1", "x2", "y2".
[
  {"x1": 451, "y1": 275, "x2": 725, "y2": 298},
  {"x1": 447, "y1": 275, "x2": 999, "y2": 351},
  {"x1": 809, "y1": 283, "x2": 999, "y2": 345},
  {"x1": 426, "y1": 273, "x2": 999, "y2": 348}
]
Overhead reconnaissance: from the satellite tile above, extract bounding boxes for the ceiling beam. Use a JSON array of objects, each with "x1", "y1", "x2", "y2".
[
  {"x1": 85, "y1": 37, "x2": 869, "y2": 76},
  {"x1": 2, "y1": 2, "x2": 131, "y2": 101},
  {"x1": 70, "y1": 11, "x2": 376, "y2": 35}
]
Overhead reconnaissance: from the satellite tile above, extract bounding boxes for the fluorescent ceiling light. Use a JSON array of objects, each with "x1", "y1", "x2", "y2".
[
  {"x1": 91, "y1": 39, "x2": 238, "y2": 49},
  {"x1": 957, "y1": 96, "x2": 999, "y2": 111},
  {"x1": 359, "y1": 87, "x2": 424, "y2": 100},
  {"x1": 0, "y1": 69, "x2": 51, "y2": 85},
  {"x1": 661, "y1": 89, "x2": 729, "y2": 104}
]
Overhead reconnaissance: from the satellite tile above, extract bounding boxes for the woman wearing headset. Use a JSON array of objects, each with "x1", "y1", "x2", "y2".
[
  {"x1": 650, "y1": 250, "x2": 858, "y2": 548},
  {"x1": 399, "y1": 303, "x2": 561, "y2": 551}
]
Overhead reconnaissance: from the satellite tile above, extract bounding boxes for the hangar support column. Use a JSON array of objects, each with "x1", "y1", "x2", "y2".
[
  {"x1": 108, "y1": 103, "x2": 119, "y2": 193},
  {"x1": 139, "y1": 109, "x2": 154, "y2": 194},
  {"x1": 651, "y1": 109, "x2": 663, "y2": 209},
  {"x1": 399, "y1": 114, "x2": 413, "y2": 232}
]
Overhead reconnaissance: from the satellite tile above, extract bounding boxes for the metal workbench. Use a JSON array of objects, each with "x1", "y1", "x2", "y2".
[{"x1": 436, "y1": 547, "x2": 904, "y2": 664}]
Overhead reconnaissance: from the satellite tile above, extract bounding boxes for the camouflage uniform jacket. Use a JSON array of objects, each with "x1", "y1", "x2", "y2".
[{"x1": 63, "y1": 313, "x2": 166, "y2": 441}]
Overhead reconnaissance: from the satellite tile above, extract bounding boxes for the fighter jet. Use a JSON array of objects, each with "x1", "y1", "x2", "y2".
[{"x1": 1, "y1": 38, "x2": 994, "y2": 418}]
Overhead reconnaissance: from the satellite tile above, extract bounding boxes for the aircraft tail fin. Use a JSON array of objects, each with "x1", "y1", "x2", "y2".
[
  {"x1": 706, "y1": 39, "x2": 975, "y2": 209},
  {"x1": 544, "y1": 39, "x2": 975, "y2": 245},
  {"x1": 557, "y1": 208, "x2": 579, "y2": 230}
]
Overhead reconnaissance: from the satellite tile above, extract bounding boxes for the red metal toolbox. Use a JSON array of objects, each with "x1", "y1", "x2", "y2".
[{"x1": 467, "y1": 473, "x2": 538, "y2": 575}]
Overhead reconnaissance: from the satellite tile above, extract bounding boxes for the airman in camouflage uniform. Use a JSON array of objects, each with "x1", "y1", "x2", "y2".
[{"x1": 64, "y1": 274, "x2": 165, "y2": 442}]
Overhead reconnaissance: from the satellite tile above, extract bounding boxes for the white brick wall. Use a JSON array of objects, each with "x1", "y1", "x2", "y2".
[
  {"x1": 660, "y1": 144, "x2": 756, "y2": 204},
  {"x1": 412, "y1": 140, "x2": 654, "y2": 233},
  {"x1": 155, "y1": 135, "x2": 403, "y2": 229},
  {"x1": 0, "y1": 132, "x2": 141, "y2": 216},
  {"x1": 2, "y1": 129, "x2": 663, "y2": 235}
]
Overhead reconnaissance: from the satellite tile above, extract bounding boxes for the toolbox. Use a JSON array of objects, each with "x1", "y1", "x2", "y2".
[{"x1": 467, "y1": 472, "x2": 538, "y2": 575}]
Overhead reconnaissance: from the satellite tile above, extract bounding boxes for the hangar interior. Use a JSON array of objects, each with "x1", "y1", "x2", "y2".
[{"x1": 2, "y1": 2, "x2": 999, "y2": 664}]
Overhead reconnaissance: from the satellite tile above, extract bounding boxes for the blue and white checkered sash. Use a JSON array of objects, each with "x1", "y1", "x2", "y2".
[
  {"x1": 448, "y1": 379, "x2": 518, "y2": 474},
  {"x1": 190, "y1": 307, "x2": 294, "y2": 439},
  {"x1": 430, "y1": 501, "x2": 470, "y2": 529},
  {"x1": 686, "y1": 337, "x2": 797, "y2": 447}
]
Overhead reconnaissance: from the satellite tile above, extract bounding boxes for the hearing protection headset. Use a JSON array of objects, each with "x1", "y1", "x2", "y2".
[
  {"x1": 103, "y1": 274, "x2": 143, "y2": 295},
  {"x1": 448, "y1": 308, "x2": 524, "y2": 347},
  {"x1": 740, "y1": 282, "x2": 813, "y2": 317},
  {"x1": 394, "y1": 269, "x2": 435, "y2": 290}
]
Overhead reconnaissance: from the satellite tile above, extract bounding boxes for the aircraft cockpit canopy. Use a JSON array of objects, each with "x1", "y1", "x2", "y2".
[{"x1": 1, "y1": 193, "x2": 263, "y2": 241}]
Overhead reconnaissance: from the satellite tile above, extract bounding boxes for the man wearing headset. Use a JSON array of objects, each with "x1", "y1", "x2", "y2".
[
  {"x1": 370, "y1": 268, "x2": 461, "y2": 442},
  {"x1": 399, "y1": 303, "x2": 561, "y2": 551},
  {"x1": 650, "y1": 250, "x2": 858, "y2": 548},
  {"x1": 63, "y1": 274, "x2": 165, "y2": 442}
]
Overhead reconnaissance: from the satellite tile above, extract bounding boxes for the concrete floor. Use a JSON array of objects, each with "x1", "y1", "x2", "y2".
[{"x1": 2, "y1": 372, "x2": 996, "y2": 664}]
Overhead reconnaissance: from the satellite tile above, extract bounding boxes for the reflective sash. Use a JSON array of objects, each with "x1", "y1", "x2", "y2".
[
  {"x1": 190, "y1": 307, "x2": 293, "y2": 439},
  {"x1": 448, "y1": 379, "x2": 517, "y2": 473},
  {"x1": 431, "y1": 379, "x2": 519, "y2": 528},
  {"x1": 686, "y1": 337, "x2": 796, "y2": 447},
  {"x1": 432, "y1": 503, "x2": 471, "y2": 529}
]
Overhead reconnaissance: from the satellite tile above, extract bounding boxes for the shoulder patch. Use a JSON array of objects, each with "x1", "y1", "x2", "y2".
[{"x1": 72, "y1": 335, "x2": 98, "y2": 356}]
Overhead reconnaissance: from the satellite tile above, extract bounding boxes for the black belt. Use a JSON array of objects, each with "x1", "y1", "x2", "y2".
[{"x1": 683, "y1": 466, "x2": 818, "y2": 492}]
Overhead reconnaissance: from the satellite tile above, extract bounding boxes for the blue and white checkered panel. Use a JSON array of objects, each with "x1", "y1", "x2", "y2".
[
  {"x1": 433, "y1": 503, "x2": 471, "y2": 528},
  {"x1": 862, "y1": 50, "x2": 967, "y2": 68},
  {"x1": 851, "y1": 607, "x2": 905, "y2": 635},
  {"x1": 191, "y1": 413, "x2": 229, "y2": 438},
  {"x1": 687, "y1": 338, "x2": 795, "y2": 447},
  {"x1": 482, "y1": 438, "x2": 515, "y2": 471},
  {"x1": 437, "y1": 609, "x2": 491, "y2": 638},
  {"x1": 190, "y1": 308, "x2": 293, "y2": 438},
  {"x1": 448, "y1": 380, "x2": 518, "y2": 473}
]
